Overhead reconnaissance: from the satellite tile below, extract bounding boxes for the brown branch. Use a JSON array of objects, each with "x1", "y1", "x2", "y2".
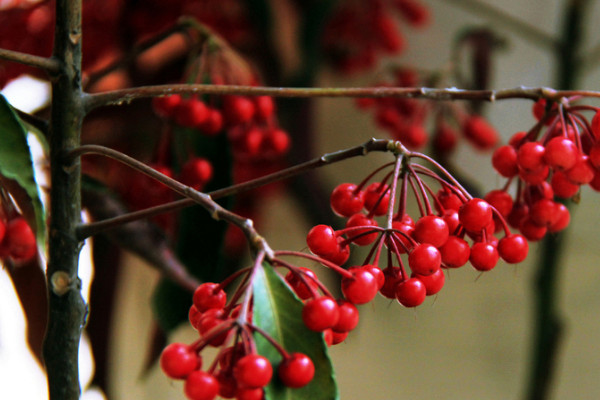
[
  {"x1": 0, "y1": 48, "x2": 61, "y2": 74},
  {"x1": 83, "y1": 83, "x2": 600, "y2": 112},
  {"x1": 72, "y1": 139, "x2": 395, "y2": 239}
]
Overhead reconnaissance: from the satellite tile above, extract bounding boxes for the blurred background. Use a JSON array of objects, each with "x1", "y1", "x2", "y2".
[{"x1": 2, "y1": 0, "x2": 600, "y2": 399}]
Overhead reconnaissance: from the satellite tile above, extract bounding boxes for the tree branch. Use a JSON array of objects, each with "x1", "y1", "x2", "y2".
[
  {"x1": 0, "y1": 48, "x2": 61, "y2": 74},
  {"x1": 82, "y1": 83, "x2": 600, "y2": 112}
]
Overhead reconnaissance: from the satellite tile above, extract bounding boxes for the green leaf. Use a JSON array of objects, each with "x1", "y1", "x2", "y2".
[
  {"x1": 0, "y1": 95, "x2": 46, "y2": 248},
  {"x1": 253, "y1": 264, "x2": 339, "y2": 400}
]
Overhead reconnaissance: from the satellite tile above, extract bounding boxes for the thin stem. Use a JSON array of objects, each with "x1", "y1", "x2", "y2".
[
  {"x1": 0, "y1": 47, "x2": 61, "y2": 74},
  {"x1": 83, "y1": 84, "x2": 599, "y2": 112},
  {"x1": 441, "y1": 0, "x2": 559, "y2": 51},
  {"x1": 67, "y1": 144, "x2": 274, "y2": 258},
  {"x1": 74, "y1": 139, "x2": 393, "y2": 239}
]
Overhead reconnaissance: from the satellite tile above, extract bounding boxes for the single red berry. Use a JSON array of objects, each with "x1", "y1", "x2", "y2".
[
  {"x1": 492, "y1": 145, "x2": 519, "y2": 177},
  {"x1": 262, "y1": 128, "x2": 290, "y2": 155},
  {"x1": 254, "y1": 96, "x2": 275, "y2": 121},
  {"x1": 484, "y1": 190, "x2": 513, "y2": 218},
  {"x1": 302, "y1": 297, "x2": 340, "y2": 331},
  {"x1": 5, "y1": 217, "x2": 36, "y2": 261},
  {"x1": 224, "y1": 96, "x2": 255, "y2": 125},
  {"x1": 345, "y1": 213, "x2": 379, "y2": 246},
  {"x1": 551, "y1": 170, "x2": 580, "y2": 198},
  {"x1": 463, "y1": 115, "x2": 499, "y2": 149},
  {"x1": 306, "y1": 225, "x2": 338, "y2": 257},
  {"x1": 520, "y1": 218, "x2": 548, "y2": 241},
  {"x1": 380, "y1": 266, "x2": 402, "y2": 299},
  {"x1": 469, "y1": 242, "x2": 499, "y2": 271},
  {"x1": 498, "y1": 234, "x2": 529, "y2": 264},
  {"x1": 236, "y1": 388, "x2": 263, "y2": 400},
  {"x1": 529, "y1": 199, "x2": 558, "y2": 227},
  {"x1": 548, "y1": 203, "x2": 570, "y2": 233},
  {"x1": 413, "y1": 215, "x2": 449, "y2": 248},
  {"x1": 412, "y1": 268, "x2": 445, "y2": 296},
  {"x1": 285, "y1": 267, "x2": 319, "y2": 300},
  {"x1": 341, "y1": 267, "x2": 378, "y2": 304},
  {"x1": 543, "y1": 137, "x2": 578, "y2": 170},
  {"x1": 519, "y1": 164, "x2": 549, "y2": 185},
  {"x1": 199, "y1": 108, "x2": 224, "y2": 136},
  {"x1": 387, "y1": 220, "x2": 414, "y2": 253},
  {"x1": 278, "y1": 353, "x2": 315, "y2": 389},
  {"x1": 174, "y1": 97, "x2": 209, "y2": 128},
  {"x1": 408, "y1": 243, "x2": 441, "y2": 276},
  {"x1": 458, "y1": 198, "x2": 493, "y2": 233},
  {"x1": 331, "y1": 330, "x2": 349, "y2": 345},
  {"x1": 332, "y1": 300, "x2": 360, "y2": 332},
  {"x1": 363, "y1": 182, "x2": 390, "y2": 216},
  {"x1": 180, "y1": 158, "x2": 213, "y2": 190},
  {"x1": 565, "y1": 154, "x2": 595, "y2": 184},
  {"x1": 439, "y1": 236, "x2": 470, "y2": 268},
  {"x1": 152, "y1": 94, "x2": 181, "y2": 118},
  {"x1": 435, "y1": 188, "x2": 463, "y2": 211},
  {"x1": 395, "y1": 278, "x2": 426, "y2": 307},
  {"x1": 193, "y1": 282, "x2": 227, "y2": 312},
  {"x1": 184, "y1": 370, "x2": 220, "y2": 400},
  {"x1": 517, "y1": 142, "x2": 546, "y2": 172},
  {"x1": 188, "y1": 305, "x2": 202, "y2": 330},
  {"x1": 160, "y1": 343, "x2": 200, "y2": 379},
  {"x1": 323, "y1": 238, "x2": 350, "y2": 265},
  {"x1": 330, "y1": 183, "x2": 365, "y2": 217},
  {"x1": 233, "y1": 354, "x2": 273, "y2": 389}
]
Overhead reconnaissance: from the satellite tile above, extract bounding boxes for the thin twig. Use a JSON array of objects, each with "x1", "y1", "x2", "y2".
[
  {"x1": 0, "y1": 48, "x2": 61, "y2": 74},
  {"x1": 73, "y1": 139, "x2": 393, "y2": 239}
]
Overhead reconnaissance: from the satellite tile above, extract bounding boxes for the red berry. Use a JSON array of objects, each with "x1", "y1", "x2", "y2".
[
  {"x1": 180, "y1": 158, "x2": 213, "y2": 190},
  {"x1": 332, "y1": 300, "x2": 360, "y2": 332},
  {"x1": 152, "y1": 94, "x2": 181, "y2": 118},
  {"x1": 565, "y1": 154, "x2": 595, "y2": 184},
  {"x1": 5, "y1": 217, "x2": 36, "y2": 261},
  {"x1": 236, "y1": 388, "x2": 264, "y2": 400},
  {"x1": 408, "y1": 243, "x2": 441, "y2": 276},
  {"x1": 254, "y1": 96, "x2": 275, "y2": 121},
  {"x1": 278, "y1": 353, "x2": 315, "y2": 389},
  {"x1": 224, "y1": 96, "x2": 255, "y2": 125},
  {"x1": 330, "y1": 183, "x2": 365, "y2": 217},
  {"x1": 160, "y1": 343, "x2": 200, "y2": 379},
  {"x1": 413, "y1": 215, "x2": 449, "y2": 248},
  {"x1": 543, "y1": 137, "x2": 578, "y2": 170},
  {"x1": 492, "y1": 145, "x2": 519, "y2": 177},
  {"x1": 184, "y1": 370, "x2": 219, "y2": 400},
  {"x1": 412, "y1": 268, "x2": 445, "y2": 296},
  {"x1": 498, "y1": 234, "x2": 529, "y2": 263},
  {"x1": 345, "y1": 213, "x2": 378, "y2": 245},
  {"x1": 200, "y1": 108, "x2": 224, "y2": 136},
  {"x1": 174, "y1": 97, "x2": 209, "y2": 128},
  {"x1": 193, "y1": 282, "x2": 227, "y2": 312},
  {"x1": 517, "y1": 142, "x2": 546, "y2": 172},
  {"x1": 302, "y1": 297, "x2": 340, "y2": 331},
  {"x1": 463, "y1": 115, "x2": 499, "y2": 149},
  {"x1": 387, "y1": 220, "x2": 414, "y2": 253},
  {"x1": 551, "y1": 170, "x2": 580, "y2": 198},
  {"x1": 548, "y1": 203, "x2": 570, "y2": 233},
  {"x1": 395, "y1": 278, "x2": 426, "y2": 307},
  {"x1": 484, "y1": 190, "x2": 513, "y2": 218},
  {"x1": 306, "y1": 225, "x2": 338, "y2": 257},
  {"x1": 233, "y1": 354, "x2": 273, "y2": 389},
  {"x1": 262, "y1": 128, "x2": 290, "y2": 155},
  {"x1": 519, "y1": 218, "x2": 547, "y2": 241},
  {"x1": 459, "y1": 198, "x2": 493, "y2": 233},
  {"x1": 380, "y1": 266, "x2": 402, "y2": 299},
  {"x1": 341, "y1": 267, "x2": 378, "y2": 304},
  {"x1": 469, "y1": 242, "x2": 499, "y2": 271},
  {"x1": 362, "y1": 264, "x2": 385, "y2": 290},
  {"x1": 529, "y1": 199, "x2": 558, "y2": 227},
  {"x1": 439, "y1": 236, "x2": 470, "y2": 268},
  {"x1": 285, "y1": 267, "x2": 319, "y2": 300},
  {"x1": 363, "y1": 182, "x2": 390, "y2": 216}
]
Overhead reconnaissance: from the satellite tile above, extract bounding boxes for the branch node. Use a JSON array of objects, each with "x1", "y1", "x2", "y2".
[{"x1": 50, "y1": 271, "x2": 76, "y2": 296}]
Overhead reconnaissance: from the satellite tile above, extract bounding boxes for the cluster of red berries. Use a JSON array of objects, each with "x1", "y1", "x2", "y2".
[
  {"x1": 152, "y1": 94, "x2": 289, "y2": 163},
  {"x1": 0, "y1": 214, "x2": 37, "y2": 263},
  {"x1": 302, "y1": 151, "x2": 528, "y2": 308},
  {"x1": 323, "y1": 0, "x2": 429, "y2": 74},
  {"x1": 356, "y1": 67, "x2": 499, "y2": 151},
  {"x1": 487, "y1": 99, "x2": 600, "y2": 241},
  {"x1": 160, "y1": 281, "x2": 315, "y2": 400}
]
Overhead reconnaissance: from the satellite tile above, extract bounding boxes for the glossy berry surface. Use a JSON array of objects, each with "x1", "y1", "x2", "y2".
[
  {"x1": 233, "y1": 354, "x2": 273, "y2": 389},
  {"x1": 278, "y1": 353, "x2": 315, "y2": 388},
  {"x1": 330, "y1": 183, "x2": 365, "y2": 217},
  {"x1": 395, "y1": 278, "x2": 427, "y2": 307},
  {"x1": 184, "y1": 370, "x2": 220, "y2": 400},
  {"x1": 160, "y1": 343, "x2": 200, "y2": 379},
  {"x1": 193, "y1": 282, "x2": 227, "y2": 312},
  {"x1": 302, "y1": 297, "x2": 340, "y2": 331},
  {"x1": 341, "y1": 267, "x2": 378, "y2": 304},
  {"x1": 498, "y1": 234, "x2": 529, "y2": 263}
]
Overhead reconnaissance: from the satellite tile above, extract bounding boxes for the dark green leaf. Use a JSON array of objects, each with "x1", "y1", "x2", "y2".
[
  {"x1": 253, "y1": 264, "x2": 338, "y2": 400},
  {"x1": 0, "y1": 95, "x2": 46, "y2": 248}
]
